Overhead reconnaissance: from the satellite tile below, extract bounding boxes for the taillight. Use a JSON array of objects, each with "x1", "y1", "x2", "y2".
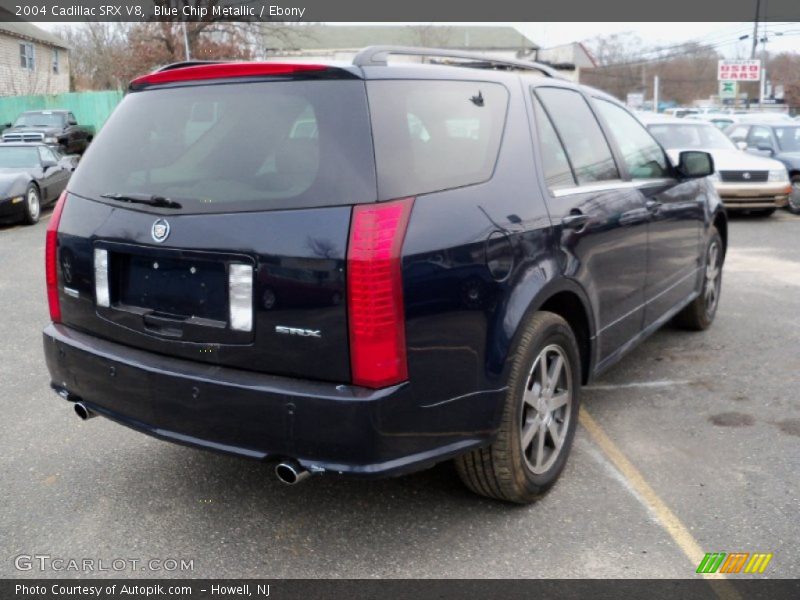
[
  {"x1": 46, "y1": 191, "x2": 67, "y2": 323},
  {"x1": 347, "y1": 198, "x2": 414, "y2": 388}
]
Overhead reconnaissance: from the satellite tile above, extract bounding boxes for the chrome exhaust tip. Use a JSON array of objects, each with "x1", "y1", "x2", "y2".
[
  {"x1": 74, "y1": 402, "x2": 97, "y2": 421},
  {"x1": 275, "y1": 461, "x2": 310, "y2": 485}
]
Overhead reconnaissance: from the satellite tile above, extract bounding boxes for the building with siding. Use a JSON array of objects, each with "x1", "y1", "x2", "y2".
[{"x1": 0, "y1": 21, "x2": 70, "y2": 96}]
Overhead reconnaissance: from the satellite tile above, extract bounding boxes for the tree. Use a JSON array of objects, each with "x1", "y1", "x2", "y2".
[{"x1": 55, "y1": 23, "x2": 135, "y2": 90}]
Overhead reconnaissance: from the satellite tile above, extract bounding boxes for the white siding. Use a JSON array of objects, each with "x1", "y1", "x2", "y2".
[{"x1": 0, "y1": 35, "x2": 70, "y2": 96}]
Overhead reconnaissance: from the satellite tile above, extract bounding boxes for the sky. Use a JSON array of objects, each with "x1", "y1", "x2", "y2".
[{"x1": 40, "y1": 21, "x2": 800, "y2": 57}]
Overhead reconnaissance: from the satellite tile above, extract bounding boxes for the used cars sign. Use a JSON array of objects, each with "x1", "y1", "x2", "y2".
[{"x1": 718, "y1": 59, "x2": 761, "y2": 81}]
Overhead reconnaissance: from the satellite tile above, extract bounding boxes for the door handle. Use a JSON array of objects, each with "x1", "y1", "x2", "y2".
[
  {"x1": 561, "y1": 213, "x2": 590, "y2": 230},
  {"x1": 646, "y1": 200, "x2": 662, "y2": 211}
]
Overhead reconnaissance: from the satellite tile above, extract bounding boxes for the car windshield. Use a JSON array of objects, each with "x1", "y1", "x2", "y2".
[
  {"x1": 774, "y1": 126, "x2": 800, "y2": 152},
  {"x1": 0, "y1": 146, "x2": 40, "y2": 168},
  {"x1": 647, "y1": 123, "x2": 736, "y2": 150},
  {"x1": 13, "y1": 112, "x2": 65, "y2": 127}
]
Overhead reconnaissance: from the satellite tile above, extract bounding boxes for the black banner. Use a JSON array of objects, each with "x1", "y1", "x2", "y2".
[
  {"x1": 4, "y1": 580, "x2": 800, "y2": 600},
  {"x1": 0, "y1": 0, "x2": 799, "y2": 22}
]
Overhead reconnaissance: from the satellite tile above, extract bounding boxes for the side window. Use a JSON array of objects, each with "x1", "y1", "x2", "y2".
[
  {"x1": 728, "y1": 125, "x2": 749, "y2": 142},
  {"x1": 535, "y1": 87, "x2": 619, "y2": 185},
  {"x1": 38, "y1": 146, "x2": 58, "y2": 163},
  {"x1": 747, "y1": 126, "x2": 773, "y2": 149},
  {"x1": 368, "y1": 80, "x2": 509, "y2": 198},
  {"x1": 594, "y1": 99, "x2": 669, "y2": 179},
  {"x1": 531, "y1": 95, "x2": 575, "y2": 190}
]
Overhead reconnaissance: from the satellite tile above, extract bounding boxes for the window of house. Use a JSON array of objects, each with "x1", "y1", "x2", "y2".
[
  {"x1": 52, "y1": 49, "x2": 60, "y2": 74},
  {"x1": 20, "y1": 43, "x2": 35, "y2": 71}
]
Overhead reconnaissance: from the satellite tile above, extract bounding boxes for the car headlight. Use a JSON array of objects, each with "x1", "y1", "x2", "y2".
[
  {"x1": 43, "y1": 136, "x2": 59, "y2": 144},
  {"x1": 707, "y1": 171, "x2": 720, "y2": 182},
  {"x1": 768, "y1": 168, "x2": 789, "y2": 182}
]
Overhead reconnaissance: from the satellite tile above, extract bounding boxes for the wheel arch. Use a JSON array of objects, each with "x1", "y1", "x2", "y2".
[
  {"x1": 712, "y1": 209, "x2": 728, "y2": 259},
  {"x1": 501, "y1": 277, "x2": 596, "y2": 386}
]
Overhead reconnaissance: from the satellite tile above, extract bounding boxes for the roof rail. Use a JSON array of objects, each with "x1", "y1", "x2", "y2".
[
  {"x1": 156, "y1": 60, "x2": 224, "y2": 73},
  {"x1": 352, "y1": 46, "x2": 561, "y2": 78}
]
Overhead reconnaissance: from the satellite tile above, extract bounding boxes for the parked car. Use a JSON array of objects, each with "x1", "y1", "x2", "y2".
[
  {"x1": 0, "y1": 143, "x2": 74, "y2": 225},
  {"x1": 2, "y1": 110, "x2": 94, "y2": 155},
  {"x1": 641, "y1": 115, "x2": 791, "y2": 216},
  {"x1": 42, "y1": 49, "x2": 726, "y2": 503},
  {"x1": 664, "y1": 107, "x2": 700, "y2": 118},
  {"x1": 725, "y1": 122, "x2": 800, "y2": 213},
  {"x1": 686, "y1": 113, "x2": 738, "y2": 130}
]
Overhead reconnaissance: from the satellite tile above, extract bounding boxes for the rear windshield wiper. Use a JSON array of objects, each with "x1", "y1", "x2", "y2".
[{"x1": 101, "y1": 193, "x2": 182, "y2": 209}]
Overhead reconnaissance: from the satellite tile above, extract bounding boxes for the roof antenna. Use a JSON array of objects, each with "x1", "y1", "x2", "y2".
[{"x1": 470, "y1": 91, "x2": 484, "y2": 107}]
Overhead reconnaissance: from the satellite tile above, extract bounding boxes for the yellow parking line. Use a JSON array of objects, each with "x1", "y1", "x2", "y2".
[{"x1": 580, "y1": 408, "x2": 741, "y2": 599}]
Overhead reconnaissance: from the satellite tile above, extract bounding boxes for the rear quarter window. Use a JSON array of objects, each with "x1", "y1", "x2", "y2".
[{"x1": 367, "y1": 80, "x2": 509, "y2": 199}]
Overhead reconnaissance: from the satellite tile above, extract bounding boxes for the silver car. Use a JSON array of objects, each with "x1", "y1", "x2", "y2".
[{"x1": 641, "y1": 115, "x2": 791, "y2": 215}]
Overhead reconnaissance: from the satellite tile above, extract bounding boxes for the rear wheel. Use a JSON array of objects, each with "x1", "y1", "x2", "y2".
[
  {"x1": 455, "y1": 311, "x2": 581, "y2": 503},
  {"x1": 22, "y1": 184, "x2": 40, "y2": 225},
  {"x1": 787, "y1": 176, "x2": 800, "y2": 215},
  {"x1": 674, "y1": 228, "x2": 723, "y2": 331}
]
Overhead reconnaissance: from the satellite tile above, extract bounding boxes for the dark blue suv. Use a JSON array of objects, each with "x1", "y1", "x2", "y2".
[{"x1": 42, "y1": 47, "x2": 727, "y2": 503}]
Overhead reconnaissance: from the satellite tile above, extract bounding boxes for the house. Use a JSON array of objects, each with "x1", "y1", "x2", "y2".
[
  {"x1": 0, "y1": 20, "x2": 70, "y2": 96},
  {"x1": 535, "y1": 42, "x2": 597, "y2": 82},
  {"x1": 262, "y1": 25, "x2": 537, "y2": 63}
]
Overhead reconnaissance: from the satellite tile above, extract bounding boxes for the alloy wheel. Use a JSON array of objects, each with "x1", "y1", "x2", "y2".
[
  {"x1": 704, "y1": 240, "x2": 721, "y2": 316},
  {"x1": 520, "y1": 344, "x2": 573, "y2": 475}
]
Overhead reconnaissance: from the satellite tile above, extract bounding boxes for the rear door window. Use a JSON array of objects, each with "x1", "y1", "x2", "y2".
[
  {"x1": 534, "y1": 87, "x2": 619, "y2": 185},
  {"x1": 367, "y1": 80, "x2": 509, "y2": 199},
  {"x1": 68, "y1": 80, "x2": 377, "y2": 213},
  {"x1": 531, "y1": 95, "x2": 575, "y2": 190}
]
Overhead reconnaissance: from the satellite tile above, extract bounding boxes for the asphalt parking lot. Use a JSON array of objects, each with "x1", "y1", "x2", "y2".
[{"x1": 1, "y1": 209, "x2": 798, "y2": 580}]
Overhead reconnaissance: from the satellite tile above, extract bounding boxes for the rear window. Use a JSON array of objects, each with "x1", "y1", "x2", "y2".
[
  {"x1": 69, "y1": 80, "x2": 377, "y2": 213},
  {"x1": 367, "y1": 80, "x2": 509, "y2": 199}
]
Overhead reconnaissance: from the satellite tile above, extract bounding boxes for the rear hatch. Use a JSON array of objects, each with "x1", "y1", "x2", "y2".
[{"x1": 55, "y1": 67, "x2": 376, "y2": 383}]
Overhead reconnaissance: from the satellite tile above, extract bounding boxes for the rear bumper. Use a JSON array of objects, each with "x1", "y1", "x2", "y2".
[
  {"x1": 715, "y1": 181, "x2": 790, "y2": 210},
  {"x1": 43, "y1": 324, "x2": 499, "y2": 477}
]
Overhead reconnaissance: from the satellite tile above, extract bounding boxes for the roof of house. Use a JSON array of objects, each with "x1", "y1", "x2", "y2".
[
  {"x1": 0, "y1": 20, "x2": 70, "y2": 50},
  {"x1": 264, "y1": 25, "x2": 537, "y2": 52},
  {"x1": 537, "y1": 42, "x2": 597, "y2": 68}
]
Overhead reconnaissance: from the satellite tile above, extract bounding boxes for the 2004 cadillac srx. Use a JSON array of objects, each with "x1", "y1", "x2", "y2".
[{"x1": 43, "y1": 48, "x2": 727, "y2": 503}]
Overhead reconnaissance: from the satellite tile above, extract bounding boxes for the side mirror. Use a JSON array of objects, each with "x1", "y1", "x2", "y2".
[
  {"x1": 2, "y1": 122, "x2": 10, "y2": 129},
  {"x1": 41, "y1": 159, "x2": 58, "y2": 170},
  {"x1": 756, "y1": 143, "x2": 774, "y2": 155},
  {"x1": 677, "y1": 151, "x2": 714, "y2": 179},
  {"x1": 735, "y1": 140, "x2": 748, "y2": 151},
  {"x1": 68, "y1": 120, "x2": 77, "y2": 126}
]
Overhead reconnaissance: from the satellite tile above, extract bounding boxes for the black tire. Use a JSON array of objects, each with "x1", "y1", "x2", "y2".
[
  {"x1": 787, "y1": 175, "x2": 800, "y2": 215},
  {"x1": 22, "y1": 183, "x2": 40, "y2": 225},
  {"x1": 455, "y1": 311, "x2": 581, "y2": 504},
  {"x1": 673, "y1": 227, "x2": 723, "y2": 331}
]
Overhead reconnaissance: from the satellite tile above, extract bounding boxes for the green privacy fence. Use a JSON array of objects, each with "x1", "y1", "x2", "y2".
[{"x1": 0, "y1": 90, "x2": 124, "y2": 131}]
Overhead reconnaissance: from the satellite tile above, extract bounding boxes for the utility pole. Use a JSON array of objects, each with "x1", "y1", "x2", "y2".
[
  {"x1": 653, "y1": 75, "x2": 660, "y2": 113},
  {"x1": 182, "y1": 22, "x2": 191, "y2": 61},
  {"x1": 751, "y1": 0, "x2": 760, "y2": 59}
]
